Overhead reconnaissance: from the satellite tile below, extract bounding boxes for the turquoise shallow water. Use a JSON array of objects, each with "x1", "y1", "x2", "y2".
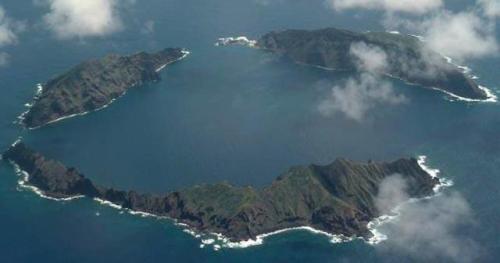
[{"x1": 1, "y1": 0, "x2": 499, "y2": 262}]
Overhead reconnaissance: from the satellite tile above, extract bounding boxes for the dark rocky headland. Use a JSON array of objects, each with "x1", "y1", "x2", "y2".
[
  {"x1": 256, "y1": 28, "x2": 488, "y2": 100},
  {"x1": 3, "y1": 142, "x2": 439, "y2": 242},
  {"x1": 21, "y1": 48, "x2": 189, "y2": 129}
]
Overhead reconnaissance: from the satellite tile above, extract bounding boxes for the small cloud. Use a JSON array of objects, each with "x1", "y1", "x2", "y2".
[
  {"x1": 421, "y1": 11, "x2": 498, "y2": 61},
  {"x1": 0, "y1": 5, "x2": 24, "y2": 68},
  {"x1": 318, "y1": 42, "x2": 406, "y2": 121},
  {"x1": 0, "y1": 5, "x2": 19, "y2": 46},
  {"x1": 478, "y1": 0, "x2": 500, "y2": 18},
  {"x1": 327, "y1": 0, "x2": 443, "y2": 14},
  {"x1": 375, "y1": 174, "x2": 408, "y2": 214},
  {"x1": 41, "y1": 0, "x2": 125, "y2": 39},
  {"x1": 318, "y1": 73, "x2": 407, "y2": 121},
  {"x1": 331, "y1": 0, "x2": 498, "y2": 62},
  {"x1": 380, "y1": 3, "x2": 498, "y2": 62},
  {"x1": 350, "y1": 42, "x2": 388, "y2": 73},
  {"x1": 375, "y1": 176, "x2": 480, "y2": 263}
]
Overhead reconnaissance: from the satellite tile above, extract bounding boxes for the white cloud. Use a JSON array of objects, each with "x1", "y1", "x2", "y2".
[
  {"x1": 0, "y1": 6, "x2": 18, "y2": 47},
  {"x1": 328, "y1": 0, "x2": 443, "y2": 14},
  {"x1": 318, "y1": 73, "x2": 407, "y2": 121},
  {"x1": 332, "y1": 0, "x2": 499, "y2": 61},
  {"x1": 43, "y1": 0, "x2": 123, "y2": 39},
  {"x1": 350, "y1": 40, "x2": 445, "y2": 81},
  {"x1": 479, "y1": 0, "x2": 500, "y2": 18},
  {"x1": 0, "y1": 5, "x2": 24, "y2": 68},
  {"x1": 350, "y1": 42, "x2": 388, "y2": 73},
  {"x1": 375, "y1": 176, "x2": 480, "y2": 262},
  {"x1": 421, "y1": 11, "x2": 498, "y2": 60},
  {"x1": 383, "y1": 9, "x2": 498, "y2": 61},
  {"x1": 375, "y1": 174, "x2": 408, "y2": 214},
  {"x1": 319, "y1": 43, "x2": 406, "y2": 121}
]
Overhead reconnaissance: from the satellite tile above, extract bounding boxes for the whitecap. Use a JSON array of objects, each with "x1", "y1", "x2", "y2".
[
  {"x1": 215, "y1": 36, "x2": 257, "y2": 47},
  {"x1": 93, "y1": 198, "x2": 123, "y2": 210},
  {"x1": 200, "y1": 226, "x2": 354, "y2": 250}
]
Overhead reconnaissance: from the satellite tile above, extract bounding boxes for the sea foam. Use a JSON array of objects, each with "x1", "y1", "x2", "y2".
[
  {"x1": 212, "y1": 226, "x2": 354, "y2": 250},
  {"x1": 215, "y1": 36, "x2": 257, "y2": 47}
]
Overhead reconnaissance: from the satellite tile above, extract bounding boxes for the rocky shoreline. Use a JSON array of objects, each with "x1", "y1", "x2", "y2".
[
  {"x1": 2, "y1": 142, "x2": 439, "y2": 242},
  {"x1": 19, "y1": 48, "x2": 189, "y2": 129},
  {"x1": 228, "y1": 28, "x2": 488, "y2": 101}
]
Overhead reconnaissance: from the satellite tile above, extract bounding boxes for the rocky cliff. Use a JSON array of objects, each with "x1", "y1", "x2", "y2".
[{"x1": 3, "y1": 142, "x2": 438, "y2": 241}]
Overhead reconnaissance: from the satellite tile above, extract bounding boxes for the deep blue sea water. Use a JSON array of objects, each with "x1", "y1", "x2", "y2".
[{"x1": 0, "y1": 0, "x2": 499, "y2": 262}]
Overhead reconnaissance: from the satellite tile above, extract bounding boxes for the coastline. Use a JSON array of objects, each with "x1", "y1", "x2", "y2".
[
  {"x1": 294, "y1": 55, "x2": 496, "y2": 103},
  {"x1": 25, "y1": 89, "x2": 128, "y2": 130},
  {"x1": 220, "y1": 33, "x2": 497, "y2": 103},
  {"x1": 12, "y1": 160, "x2": 85, "y2": 202},
  {"x1": 184, "y1": 154, "x2": 454, "y2": 250},
  {"x1": 173, "y1": 154, "x2": 453, "y2": 250},
  {"x1": 440, "y1": 55, "x2": 497, "y2": 103},
  {"x1": 297, "y1": 58, "x2": 497, "y2": 103},
  {"x1": 363, "y1": 155, "x2": 454, "y2": 245},
  {"x1": 15, "y1": 83, "x2": 44, "y2": 126},
  {"x1": 2, "y1": 142, "x2": 453, "y2": 251},
  {"x1": 3, "y1": 139, "x2": 85, "y2": 202},
  {"x1": 406, "y1": 33, "x2": 497, "y2": 103},
  {"x1": 155, "y1": 49, "x2": 191, "y2": 72},
  {"x1": 16, "y1": 49, "x2": 191, "y2": 130},
  {"x1": 432, "y1": 85, "x2": 497, "y2": 103}
]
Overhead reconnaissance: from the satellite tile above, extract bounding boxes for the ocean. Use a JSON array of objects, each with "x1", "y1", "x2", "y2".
[{"x1": 0, "y1": 0, "x2": 499, "y2": 262}]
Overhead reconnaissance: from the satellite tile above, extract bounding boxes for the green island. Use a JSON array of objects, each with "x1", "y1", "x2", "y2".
[
  {"x1": 20, "y1": 48, "x2": 189, "y2": 129},
  {"x1": 252, "y1": 28, "x2": 488, "y2": 100},
  {"x1": 3, "y1": 142, "x2": 438, "y2": 242}
]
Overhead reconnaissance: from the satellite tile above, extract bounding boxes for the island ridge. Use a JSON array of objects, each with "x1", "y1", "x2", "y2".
[{"x1": 3, "y1": 142, "x2": 439, "y2": 242}]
